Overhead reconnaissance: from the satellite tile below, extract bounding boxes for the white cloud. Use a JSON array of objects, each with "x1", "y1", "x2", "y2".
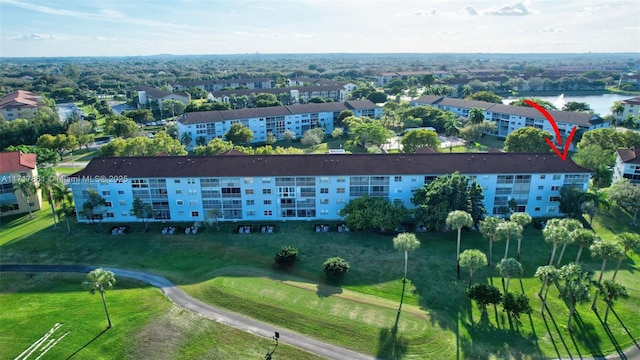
[
  {"x1": 463, "y1": 6, "x2": 479, "y2": 16},
  {"x1": 483, "y1": 2, "x2": 536, "y2": 16},
  {"x1": 540, "y1": 27, "x2": 566, "y2": 33},
  {"x1": 414, "y1": 9, "x2": 441, "y2": 16},
  {"x1": 6, "y1": 33, "x2": 60, "y2": 41}
]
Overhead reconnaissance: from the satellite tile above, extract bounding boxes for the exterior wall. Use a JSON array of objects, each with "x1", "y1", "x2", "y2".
[
  {"x1": 614, "y1": 156, "x2": 640, "y2": 184},
  {"x1": 620, "y1": 102, "x2": 640, "y2": 120},
  {"x1": 0, "y1": 106, "x2": 38, "y2": 121},
  {"x1": 0, "y1": 168, "x2": 43, "y2": 216},
  {"x1": 71, "y1": 170, "x2": 589, "y2": 224}
]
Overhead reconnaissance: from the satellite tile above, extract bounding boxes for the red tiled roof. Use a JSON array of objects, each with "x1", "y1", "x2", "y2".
[
  {"x1": 0, "y1": 151, "x2": 37, "y2": 173},
  {"x1": 71, "y1": 152, "x2": 589, "y2": 179},
  {"x1": 0, "y1": 90, "x2": 39, "y2": 109},
  {"x1": 618, "y1": 147, "x2": 640, "y2": 165}
]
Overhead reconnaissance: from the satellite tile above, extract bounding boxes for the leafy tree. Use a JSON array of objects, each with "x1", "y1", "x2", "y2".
[
  {"x1": 130, "y1": 197, "x2": 154, "y2": 233},
  {"x1": 3, "y1": 145, "x2": 59, "y2": 166},
  {"x1": 542, "y1": 218, "x2": 569, "y2": 265},
  {"x1": 383, "y1": 78, "x2": 407, "y2": 95},
  {"x1": 264, "y1": 132, "x2": 277, "y2": 145},
  {"x1": 534, "y1": 265, "x2": 560, "y2": 312},
  {"x1": 38, "y1": 167, "x2": 62, "y2": 227},
  {"x1": 67, "y1": 120, "x2": 92, "y2": 137},
  {"x1": 36, "y1": 133, "x2": 78, "y2": 158},
  {"x1": 496, "y1": 258, "x2": 522, "y2": 292},
  {"x1": 331, "y1": 127, "x2": 344, "y2": 139},
  {"x1": 337, "y1": 110, "x2": 354, "y2": 124},
  {"x1": 504, "y1": 127, "x2": 553, "y2": 153},
  {"x1": 465, "y1": 91, "x2": 502, "y2": 103},
  {"x1": 82, "y1": 268, "x2": 116, "y2": 328},
  {"x1": 12, "y1": 177, "x2": 37, "y2": 219},
  {"x1": 467, "y1": 283, "x2": 502, "y2": 311},
  {"x1": 161, "y1": 99, "x2": 185, "y2": 118},
  {"x1": 301, "y1": 128, "x2": 325, "y2": 149},
  {"x1": 446, "y1": 210, "x2": 473, "y2": 278},
  {"x1": 366, "y1": 91, "x2": 388, "y2": 103},
  {"x1": 510, "y1": 212, "x2": 531, "y2": 260},
  {"x1": 393, "y1": 233, "x2": 421, "y2": 284},
  {"x1": 558, "y1": 263, "x2": 592, "y2": 331},
  {"x1": 340, "y1": 195, "x2": 408, "y2": 232},
  {"x1": 225, "y1": 123, "x2": 254, "y2": 145},
  {"x1": 274, "y1": 246, "x2": 299, "y2": 268},
  {"x1": 509, "y1": 98, "x2": 558, "y2": 110},
  {"x1": 347, "y1": 119, "x2": 393, "y2": 151},
  {"x1": 458, "y1": 122, "x2": 496, "y2": 145},
  {"x1": 79, "y1": 189, "x2": 106, "y2": 233},
  {"x1": 254, "y1": 93, "x2": 280, "y2": 107},
  {"x1": 193, "y1": 138, "x2": 234, "y2": 156},
  {"x1": 502, "y1": 292, "x2": 532, "y2": 323},
  {"x1": 195, "y1": 135, "x2": 207, "y2": 147},
  {"x1": 589, "y1": 239, "x2": 624, "y2": 310},
  {"x1": 581, "y1": 189, "x2": 610, "y2": 226},
  {"x1": 323, "y1": 257, "x2": 350, "y2": 281},
  {"x1": 401, "y1": 129, "x2": 440, "y2": 153},
  {"x1": 573, "y1": 229, "x2": 599, "y2": 264},
  {"x1": 479, "y1": 216, "x2": 505, "y2": 266},
  {"x1": 612, "y1": 232, "x2": 640, "y2": 281},
  {"x1": 113, "y1": 118, "x2": 139, "y2": 138},
  {"x1": 123, "y1": 109, "x2": 154, "y2": 123},
  {"x1": 562, "y1": 102, "x2": 592, "y2": 113},
  {"x1": 601, "y1": 280, "x2": 628, "y2": 323},
  {"x1": 205, "y1": 208, "x2": 222, "y2": 231},
  {"x1": 459, "y1": 249, "x2": 487, "y2": 288},
  {"x1": 608, "y1": 180, "x2": 640, "y2": 226},
  {"x1": 59, "y1": 202, "x2": 76, "y2": 234},
  {"x1": 282, "y1": 130, "x2": 297, "y2": 142},
  {"x1": 558, "y1": 186, "x2": 586, "y2": 218}
]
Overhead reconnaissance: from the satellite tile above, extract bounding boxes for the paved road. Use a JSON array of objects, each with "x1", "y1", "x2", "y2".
[{"x1": 0, "y1": 264, "x2": 376, "y2": 360}]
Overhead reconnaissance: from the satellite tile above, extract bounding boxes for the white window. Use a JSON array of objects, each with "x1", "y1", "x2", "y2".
[
  {"x1": 336, "y1": 198, "x2": 346, "y2": 204},
  {"x1": 247, "y1": 210, "x2": 256, "y2": 216},
  {"x1": 547, "y1": 206, "x2": 557, "y2": 213},
  {"x1": 337, "y1": 188, "x2": 346, "y2": 193},
  {"x1": 552, "y1": 175, "x2": 561, "y2": 180},
  {"x1": 174, "y1": 179, "x2": 181, "y2": 184},
  {"x1": 102, "y1": 191, "x2": 110, "y2": 196},
  {"x1": 337, "y1": 177, "x2": 346, "y2": 183},
  {"x1": 244, "y1": 177, "x2": 254, "y2": 184},
  {"x1": 187, "y1": 178, "x2": 196, "y2": 184},
  {"x1": 262, "y1": 177, "x2": 271, "y2": 183},
  {"x1": 551, "y1": 186, "x2": 560, "y2": 191},
  {"x1": 188, "y1": 200, "x2": 198, "y2": 206},
  {"x1": 320, "y1": 210, "x2": 329, "y2": 215},
  {"x1": 188, "y1": 189, "x2": 197, "y2": 195},
  {"x1": 320, "y1": 199, "x2": 329, "y2": 204},
  {"x1": 320, "y1": 177, "x2": 329, "y2": 183},
  {"x1": 245, "y1": 189, "x2": 254, "y2": 195},
  {"x1": 394, "y1": 176, "x2": 402, "y2": 182},
  {"x1": 263, "y1": 189, "x2": 272, "y2": 194},
  {"x1": 264, "y1": 200, "x2": 272, "y2": 205}
]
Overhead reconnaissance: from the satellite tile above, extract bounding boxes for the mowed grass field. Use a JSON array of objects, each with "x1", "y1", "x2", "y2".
[{"x1": 1, "y1": 203, "x2": 639, "y2": 359}]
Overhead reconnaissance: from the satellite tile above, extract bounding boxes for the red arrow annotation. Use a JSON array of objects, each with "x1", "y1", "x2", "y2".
[{"x1": 523, "y1": 99, "x2": 577, "y2": 161}]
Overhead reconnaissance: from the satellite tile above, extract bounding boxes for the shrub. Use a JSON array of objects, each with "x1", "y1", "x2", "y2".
[
  {"x1": 467, "y1": 283, "x2": 502, "y2": 310},
  {"x1": 274, "y1": 246, "x2": 299, "y2": 268},
  {"x1": 502, "y1": 292, "x2": 532, "y2": 319},
  {"x1": 323, "y1": 257, "x2": 350, "y2": 281}
]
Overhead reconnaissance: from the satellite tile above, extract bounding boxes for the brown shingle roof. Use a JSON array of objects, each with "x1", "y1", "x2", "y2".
[
  {"x1": 618, "y1": 147, "x2": 640, "y2": 164},
  {"x1": 0, "y1": 151, "x2": 37, "y2": 173},
  {"x1": 0, "y1": 90, "x2": 40, "y2": 109},
  {"x1": 71, "y1": 152, "x2": 589, "y2": 179}
]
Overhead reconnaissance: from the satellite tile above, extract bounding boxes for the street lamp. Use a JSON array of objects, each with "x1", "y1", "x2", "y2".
[{"x1": 265, "y1": 331, "x2": 279, "y2": 360}]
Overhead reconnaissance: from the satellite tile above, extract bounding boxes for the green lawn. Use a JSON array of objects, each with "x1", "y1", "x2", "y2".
[{"x1": 1, "y1": 205, "x2": 639, "y2": 359}]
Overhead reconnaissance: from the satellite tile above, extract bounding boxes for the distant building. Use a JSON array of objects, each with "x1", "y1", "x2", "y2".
[
  {"x1": 177, "y1": 100, "x2": 381, "y2": 149},
  {"x1": 0, "y1": 151, "x2": 42, "y2": 216},
  {"x1": 0, "y1": 90, "x2": 43, "y2": 120},
  {"x1": 171, "y1": 78, "x2": 275, "y2": 92},
  {"x1": 614, "y1": 146, "x2": 640, "y2": 184},
  {"x1": 616, "y1": 96, "x2": 640, "y2": 121},
  {"x1": 132, "y1": 85, "x2": 190, "y2": 110}
]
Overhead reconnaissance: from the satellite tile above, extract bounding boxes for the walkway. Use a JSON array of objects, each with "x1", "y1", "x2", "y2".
[{"x1": 0, "y1": 264, "x2": 376, "y2": 360}]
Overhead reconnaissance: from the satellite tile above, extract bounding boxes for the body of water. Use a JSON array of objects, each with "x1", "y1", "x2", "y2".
[{"x1": 502, "y1": 93, "x2": 633, "y2": 116}]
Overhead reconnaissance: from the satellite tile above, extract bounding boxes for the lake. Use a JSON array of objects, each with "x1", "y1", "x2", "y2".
[{"x1": 502, "y1": 93, "x2": 633, "y2": 116}]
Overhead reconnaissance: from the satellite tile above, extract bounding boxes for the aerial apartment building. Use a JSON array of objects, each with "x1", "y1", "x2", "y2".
[
  {"x1": 0, "y1": 151, "x2": 42, "y2": 216},
  {"x1": 614, "y1": 146, "x2": 640, "y2": 184},
  {"x1": 69, "y1": 151, "x2": 590, "y2": 224},
  {"x1": 176, "y1": 100, "x2": 382, "y2": 149}
]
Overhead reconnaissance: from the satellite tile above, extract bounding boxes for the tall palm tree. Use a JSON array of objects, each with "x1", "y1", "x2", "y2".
[
  {"x1": 612, "y1": 233, "x2": 640, "y2": 281},
  {"x1": 392, "y1": 232, "x2": 421, "y2": 283},
  {"x1": 558, "y1": 263, "x2": 592, "y2": 331},
  {"x1": 601, "y1": 280, "x2": 628, "y2": 323},
  {"x1": 589, "y1": 239, "x2": 624, "y2": 310},
  {"x1": 479, "y1": 216, "x2": 505, "y2": 266},
  {"x1": 510, "y1": 212, "x2": 531, "y2": 261},
  {"x1": 581, "y1": 189, "x2": 609, "y2": 227},
  {"x1": 542, "y1": 218, "x2": 569, "y2": 266},
  {"x1": 496, "y1": 257, "x2": 522, "y2": 292},
  {"x1": 37, "y1": 168, "x2": 61, "y2": 227},
  {"x1": 573, "y1": 229, "x2": 599, "y2": 263},
  {"x1": 82, "y1": 268, "x2": 117, "y2": 328},
  {"x1": 468, "y1": 107, "x2": 485, "y2": 125},
  {"x1": 534, "y1": 265, "x2": 560, "y2": 312},
  {"x1": 610, "y1": 101, "x2": 625, "y2": 128},
  {"x1": 446, "y1": 210, "x2": 473, "y2": 278},
  {"x1": 459, "y1": 249, "x2": 487, "y2": 288},
  {"x1": 180, "y1": 131, "x2": 193, "y2": 147},
  {"x1": 554, "y1": 219, "x2": 582, "y2": 266},
  {"x1": 496, "y1": 221, "x2": 523, "y2": 261},
  {"x1": 13, "y1": 177, "x2": 37, "y2": 219}
]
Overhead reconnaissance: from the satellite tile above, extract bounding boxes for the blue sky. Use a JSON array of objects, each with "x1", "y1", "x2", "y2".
[{"x1": 1, "y1": 0, "x2": 639, "y2": 57}]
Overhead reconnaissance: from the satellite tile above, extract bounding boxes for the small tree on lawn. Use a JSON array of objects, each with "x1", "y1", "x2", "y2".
[
  {"x1": 496, "y1": 221, "x2": 523, "y2": 261},
  {"x1": 79, "y1": 189, "x2": 107, "y2": 233},
  {"x1": 534, "y1": 265, "x2": 560, "y2": 312},
  {"x1": 446, "y1": 210, "x2": 473, "y2": 278},
  {"x1": 13, "y1": 177, "x2": 37, "y2": 219},
  {"x1": 589, "y1": 239, "x2": 624, "y2": 310},
  {"x1": 555, "y1": 218, "x2": 583, "y2": 266},
  {"x1": 479, "y1": 216, "x2": 505, "y2": 266},
  {"x1": 496, "y1": 258, "x2": 522, "y2": 292},
  {"x1": 543, "y1": 218, "x2": 569, "y2": 266},
  {"x1": 467, "y1": 283, "x2": 502, "y2": 313},
  {"x1": 558, "y1": 263, "x2": 592, "y2": 331},
  {"x1": 612, "y1": 232, "x2": 640, "y2": 281},
  {"x1": 392, "y1": 233, "x2": 421, "y2": 283},
  {"x1": 510, "y1": 212, "x2": 531, "y2": 261},
  {"x1": 323, "y1": 257, "x2": 350, "y2": 282},
  {"x1": 502, "y1": 292, "x2": 532, "y2": 329},
  {"x1": 459, "y1": 249, "x2": 487, "y2": 288},
  {"x1": 205, "y1": 209, "x2": 222, "y2": 231},
  {"x1": 274, "y1": 246, "x2": 299, "y2": 268},
  {"x1": 130, "y1": 197, "x2": 154, "y2": 233},
  {"x1": 573, "y1": 229, "x2": 599, "y2": 264},
  {"x1": 601, "y1": 280, "x2": 628, "y2": 323},
  {"x1": 82, "y1": 268, "x2": 116, "y2": 328}
]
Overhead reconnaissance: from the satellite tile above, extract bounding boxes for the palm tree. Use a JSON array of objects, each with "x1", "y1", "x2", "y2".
[
  {"x1": 611, "y1": 101, "x2": 625, "y2": 128},
  {"x1": 446, "y1": 210, "x2": 473, "y2": 278},
  {"x1": 510, "y1": 212, "x2": 531, "y2": 261},
  {"x1": 459, "y1": 249, "x2": 487, "y2": 288},
  {"x1": 559, "y1": 263, "x2": 592, "y2": 331},
  {"x1": 496, "y1": 258, "x2": 522, "y2": 292},
  {"x1": 542, "y1": 218, "x2": 569, "y2": 265},
  {"x1": 13, "y1": 177, "x2": 37, "y2": 219},
  {"x1": 468, "y1": 107, "x2": 485, "y2": 125},
  {"x1": 581, "y1": 189, "x2": 609, "y2": 227},
  {"x1": 59, "y1": 203, "x2": 75, "y2": 234},
  {"x1": 573, "y1": 229, "x2": 599, "y2": 263},
  {"x1": 392, "y1": 232, "x2": 421, "y2": 283},
  {"x1": 612, "y1": 232, "x2": 640, "y2": 281},
  {"x1": 554, "y1": 219, "x2": 582, "y2": 266},
  {"x1": 534, "y1": 265, "x2": 560, "y2": 312},
  {"x1": 479, "y1": 216, "x2": 505, "y2": 266},
  {"x1": 180, "y1": 131, "x2": 193, "y2": 148},
  {"x1": 496, "y1": 221, "x2": 523, "y2": 261},
  {"x1": 589, "y1": 239, "x2": 624, "y2": 310},
  {"x1": 37, "y1": 168, "x2": 61, "y2": 227},
  {"x1": 601, "y1": 280, "x2": 628, "y2": 323},
  {"x1": 82, "y1": 268, "x2": 117, "y2": 328}
]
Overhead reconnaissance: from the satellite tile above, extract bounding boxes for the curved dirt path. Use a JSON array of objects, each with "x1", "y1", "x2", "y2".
[{"x1": 0, "y1": 264, "x2": 376, "y2": 360}]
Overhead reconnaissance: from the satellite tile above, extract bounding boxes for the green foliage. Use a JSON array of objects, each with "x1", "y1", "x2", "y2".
[
  {"x1": 459, "y1": 249, "x2": 487, "y2": 286},
  {"x1": 224, "y1": 123, "x2": 254, "y2": 145},
  {"x1": 340, "y1": 195, "x2": 409, "y2": 232},
  {"x1": 78, "y1": 189, "x2": 107, "y2": 232},
  {"x1": 509, "y1": 98, "x2": 558, "y2": 110},
  {"x1": 323, "y1": 257, "x2": 350, "y2": 280},
  {"x1": 465, "y1": 91, "x2": 502, "y2": 104},
  {"x1": 401, "y1": 129, "x2": 440, "y2": 153},
  {"x1": 366, "y1": 91, "x2": 387, "y2": 103},
  {"x1": 122, "y1": 109, "x2": 154, "y2": 123},
  {"x1": 113, "y1": 118, "x2": 140, "y2": 138},
  {"x1": 562, "y1": 101, "x2": 593, "y2": 113},
  {"x1": 264, "y1": 132, "x2": 277, "y2": 145},
  {"x1": 503, "y1": 127, "x2": 553, "y2": 153},
  {"x1": 467, "y1": 283, "x2": 502, "y2": 310},
  {"x1": 559, "y1": 185, "x2": 586, "y2": 218},
  {"x1": 100, "y1": 132, "x2": 186, "y2": 156},
  {"x1": 502, "y1": 292, "x2": 532, "y2": 319},
  {"x1": 301, "y1": 128, "x2": 325, "y2": 148},
  {"x1": 275, "y1": 246, "x2": 299, "y2": 268},
  {"x1": 346, "y1": 117, "x2": 393, "y2": 150},
  {"x1": 399, "y1": 106, "x2": 453, "y2": 133},
  {"x1": 254, "y1": 93, "x2": 281, "y2": 107},
  {"x1": 608, "y1": 180, "x2": 640, "y2": 225},
  {"x1": 130, "y1": 197, "x2": 155, "y2": 233},
  {"x1": 3, "y1": 144, "x2": 59, "y2": 166}
]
